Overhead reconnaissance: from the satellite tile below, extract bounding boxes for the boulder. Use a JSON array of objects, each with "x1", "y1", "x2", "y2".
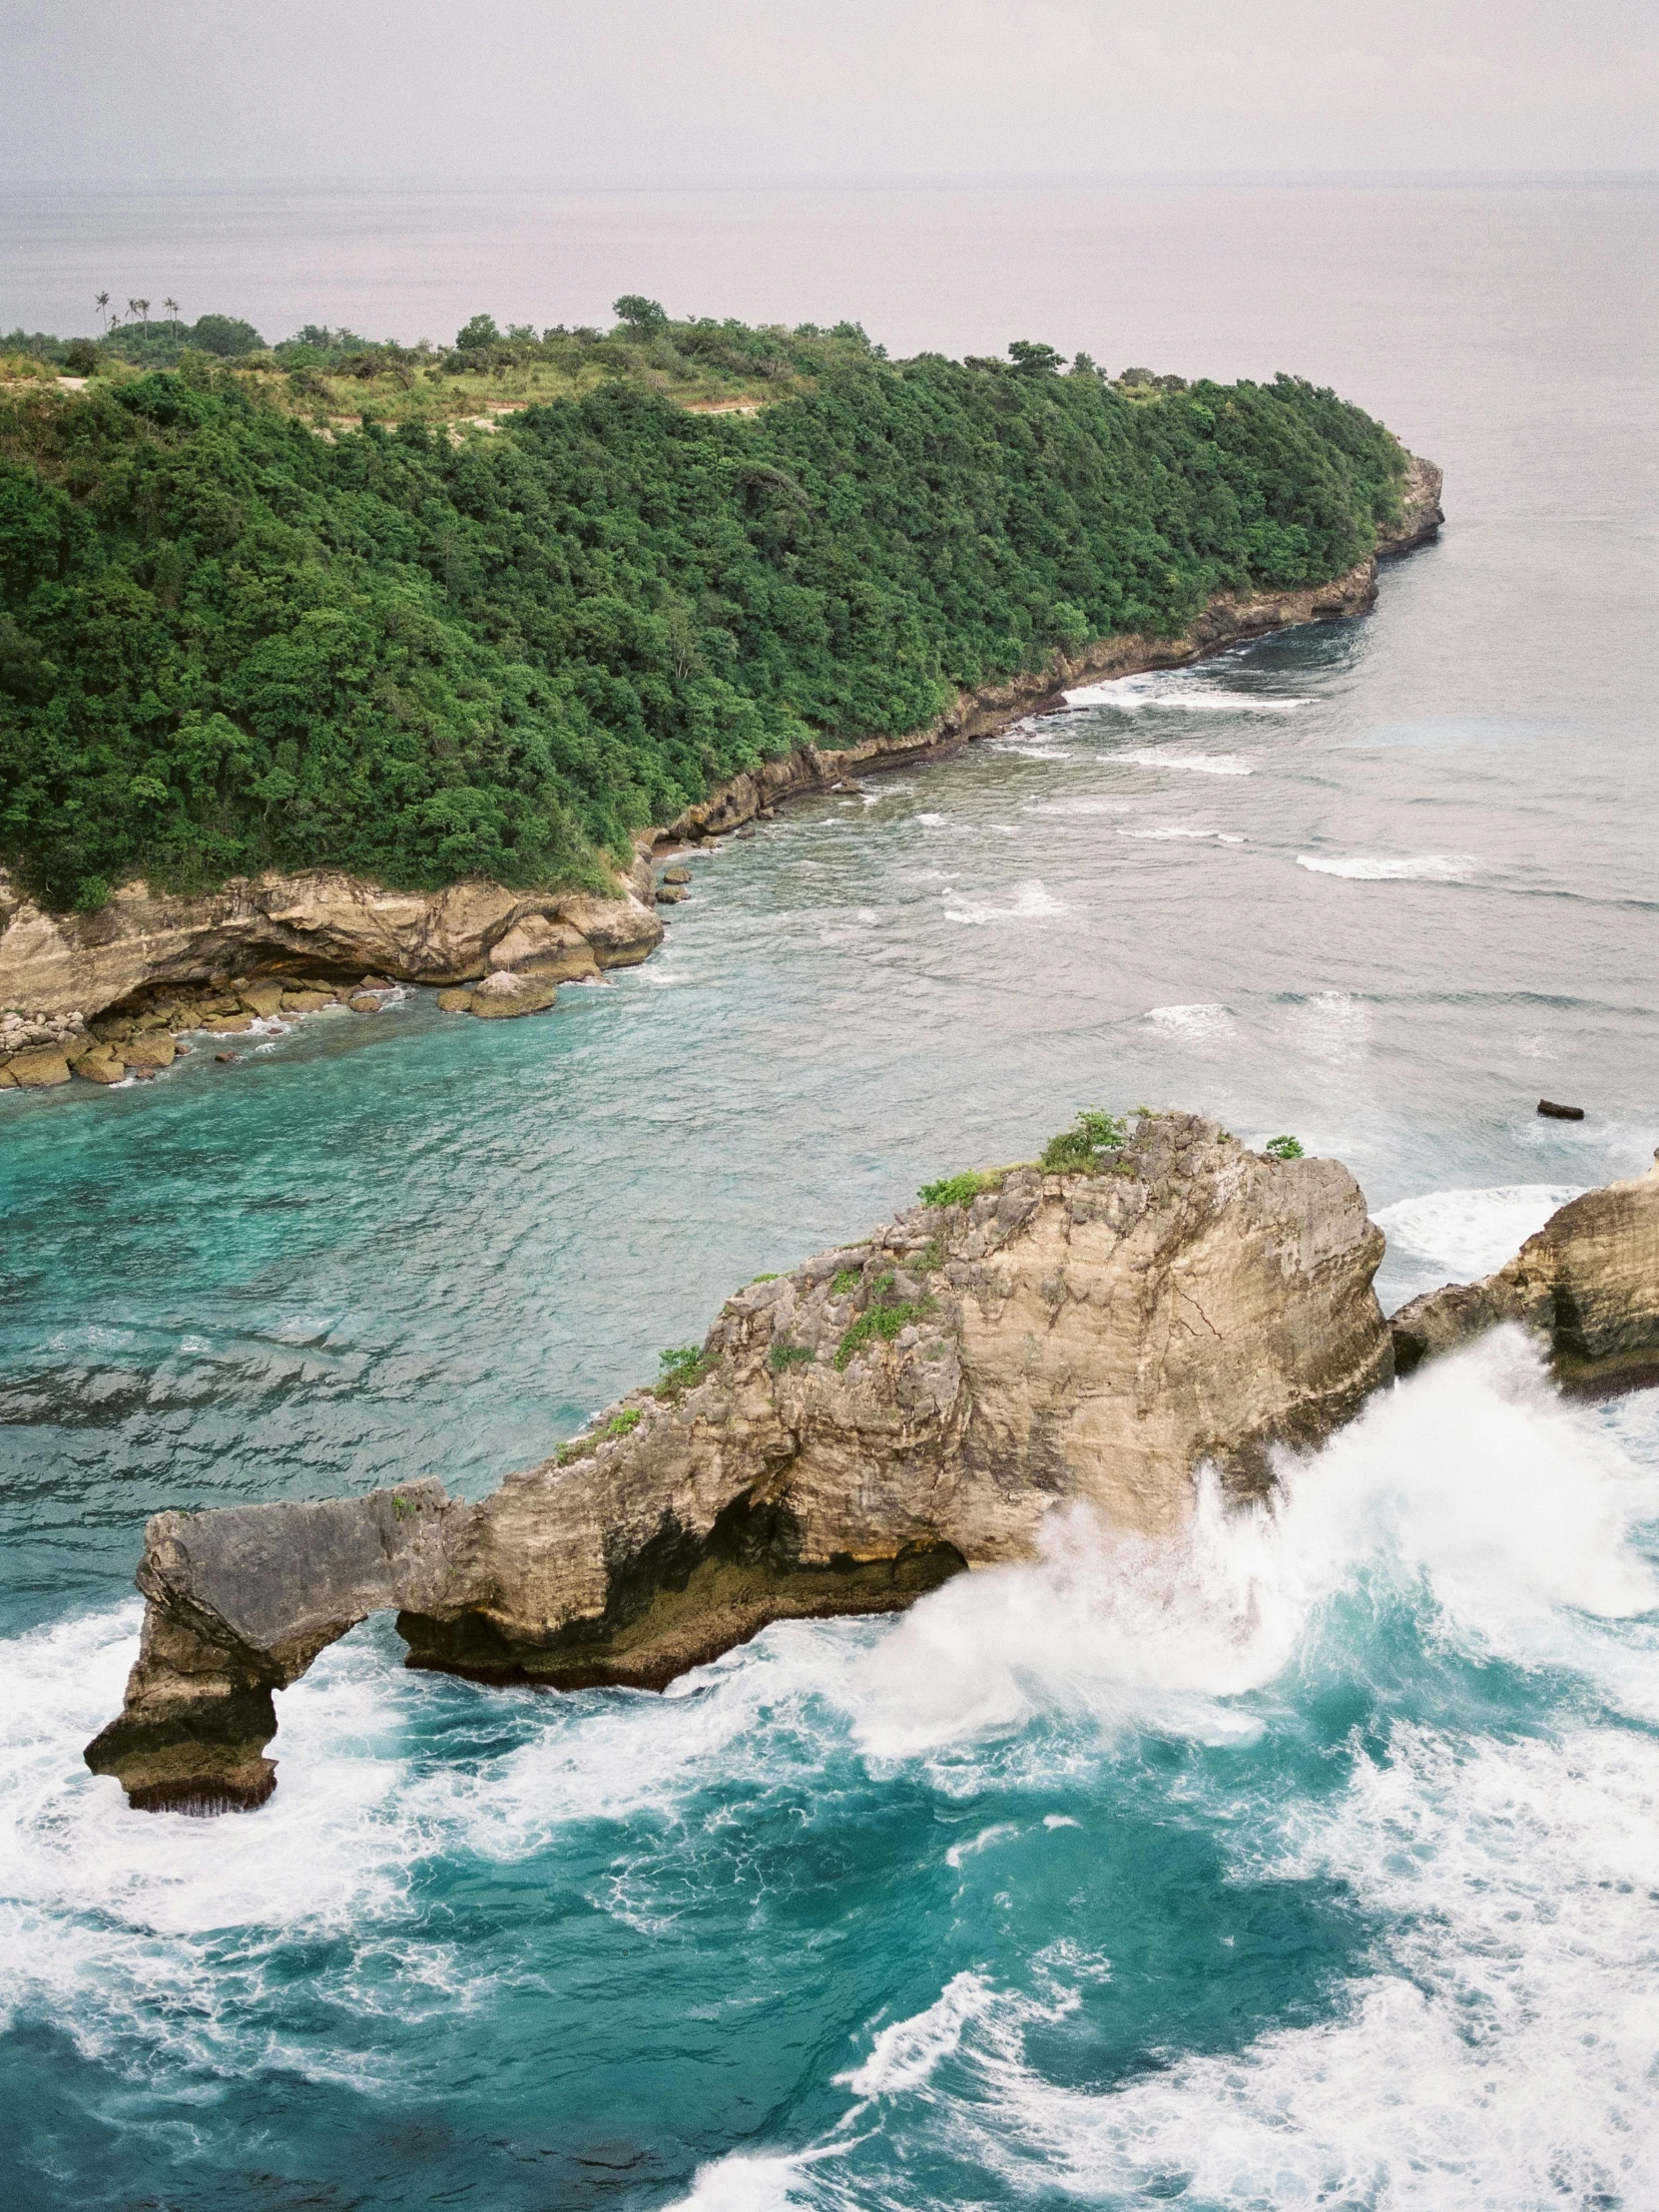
[
  {"x1": 87, "y1": 1114, "x2": 1391, "y2": 1811},
  {"x1": 347, "y1": 993, "x2": 383, "y2": 1013},
  {"x1": 239, "y1": 982, "x2": 289, "y2": 1018},
  {"x1": 467, "y1": 970, "x2": 557, "y2": 1019},
  {"x1": 6, "y1": 1046, "x2": 71, "y2": 1088},
  {"x1": 1390, "y1": 1154, "x2": 1659, "y2": 1388},
  {"x1": 202, "y1": 1012, "x2": 256, "y2": 1033},
  {"x1": 72, "y1": 1045, "x2": 127, "y2": 1084},
  {"x1": 553, "y1": 890, "x2": 663, "y2": 969},
  {"x1": 279, "y1": 989, "x2": 335, "y2": 1013},
  {"x1": 435, "y1": 987, "x2": 474, "y2": 1013},
  {"x1": 123, "y1": 1031, "x2": 177, "y2": 1070}
]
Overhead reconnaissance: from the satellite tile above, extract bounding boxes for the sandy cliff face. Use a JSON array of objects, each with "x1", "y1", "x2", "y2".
[
  {"x1": 0, "y1": 867, "x2": 663, "y2": 1025},
  {"x1": 3, "y1": 455, "x2": 1441, "y2": 1021},
  {"x1": 85, "y1": 1114, "x2": 1391, "y2": 1813}
]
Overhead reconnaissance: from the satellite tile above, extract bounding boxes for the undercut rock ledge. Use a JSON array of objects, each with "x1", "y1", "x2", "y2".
[{"x1": 88, "y1": 1112, "x2": 1395, "y2": 1812}]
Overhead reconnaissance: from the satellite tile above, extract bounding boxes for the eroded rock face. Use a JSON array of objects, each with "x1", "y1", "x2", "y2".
[
  {"x1": 84, "y1": 1481, "x2": 457, "y2": 1812},
  {"x1": 1390, "y1": 1156, "x2": 1659, "y2": 1389},
  {"x1": 86, "y1": 1115, "x2": 1391, "y2": 1811},
  {"x1": 0, "y1": 868, "x2": 662, "y2": 1022}
]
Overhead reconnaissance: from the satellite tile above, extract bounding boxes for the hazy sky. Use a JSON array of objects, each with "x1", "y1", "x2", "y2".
[{"x1": 3, "y1": 0, "x2": 1654, "y2": 185}]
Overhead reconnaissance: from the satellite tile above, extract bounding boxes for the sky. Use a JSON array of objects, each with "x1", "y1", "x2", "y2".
[{"x1": 2, "y1": 0, "x2": 1655, "y2": 186}]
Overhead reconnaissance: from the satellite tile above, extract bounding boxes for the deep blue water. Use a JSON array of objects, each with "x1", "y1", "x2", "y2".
[{"x1": 3, "y1": 180, "x2": 1658, "y2": 2210}]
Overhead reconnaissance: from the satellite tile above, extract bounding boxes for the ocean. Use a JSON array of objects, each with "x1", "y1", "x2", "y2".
[{"x1": 2, "y1": 180, "x2": 1657, "y2": 2209}]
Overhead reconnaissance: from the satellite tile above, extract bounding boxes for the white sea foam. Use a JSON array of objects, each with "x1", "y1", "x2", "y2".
[
  {"x1": 943, "y1": 881, "x2": 1067, "y2": 926},
  {"x1": 1065, "y1": 673, "x2": 1307, "y2": 714},
  {"x1": 1117, "y1": 747, "x2": 1254, "y2": 775},
  {"x1": 667, "y1": 1336, "x2": 1659, "y2": 2211},
  {"x1": 1297, "y1": 851, "x2": 1479, "y2": 880},
  {"x1": 835, "y1": 1970, "x2": 999, "y2": 2095},
  {"x1": 1376, "y1": 1184, "x2": 1583, "y2": 1287},
  {"x1": 942, "y1": 1823, "x2": 1020, "y2": 1871},
  {"x1": 1118, "y1": 826, "x2": 1247, "y2": 842},
  {"x1": 1023, "y1": 797, "x2": 1134, "y2": 818},
  {"x1": 858, "y1": 1335, "x2": 1655, "y2": 1763},
  {"x1": 1145, "y1": 1001, "x2": 1232, "y2": 1036}
]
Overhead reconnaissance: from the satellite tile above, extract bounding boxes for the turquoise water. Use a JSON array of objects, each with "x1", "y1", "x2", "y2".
[{"x1": 4, "y1": 181, "x2": 1659, "y2": 2208}]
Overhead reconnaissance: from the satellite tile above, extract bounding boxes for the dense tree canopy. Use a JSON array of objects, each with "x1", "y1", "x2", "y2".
[{"x1": 0, "y1": 336, "x2": 1403, "y2": 911}]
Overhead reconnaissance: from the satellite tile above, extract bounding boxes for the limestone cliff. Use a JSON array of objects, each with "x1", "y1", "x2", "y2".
[
  {"x1": 0, "y1": 867, "x2": 663, "y2": 1027},
  {"x1": 86, "y1": 1112, "x2": 1391, "y2": 1813},
  {"x1": 1390, "y1": 1155, "x2": 1659, "y2": 1389}
]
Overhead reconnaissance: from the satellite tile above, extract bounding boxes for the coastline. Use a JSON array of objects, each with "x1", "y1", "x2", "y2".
[{"x1": 0, "y1": 456, "x2": 1442, "y2": 1051}]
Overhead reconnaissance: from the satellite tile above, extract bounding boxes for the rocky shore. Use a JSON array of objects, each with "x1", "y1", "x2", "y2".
[
  {"x1": 84, "y1": 1107, "x2": 1659, "y2": 1823},
  {"x1": 2, "y1": 458, "x2": 1441, "y2": 1047}
]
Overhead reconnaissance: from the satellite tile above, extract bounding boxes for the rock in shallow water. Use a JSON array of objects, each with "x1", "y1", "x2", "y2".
[{"x1": 466, "y1": 971, "x2": 557, "y2": 1018}]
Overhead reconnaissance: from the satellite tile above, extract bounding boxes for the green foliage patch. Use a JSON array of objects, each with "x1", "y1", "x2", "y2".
[
  {"x1": 918, "y1": 1168, "x2": 998, "y2": 1208},
  {"x1": 0, "y1": 330, "x2": 1403, "y2": 910},
  {"x1": 830, "y1": 1268, "x2": 861, "y2": 1296},
  {"x1": 656, "y1": 1345, "x2": 710, "y2": 1393},
  {"x1": 769, "y1": 1343, "x2": 815, "y2": 1371},
  {"x1": 834, "y1": 1272, "x2": 935, "y2": 1370},
  {"x1": 1265, "y1": 1135, "x2": 1305, "y2": 1160},
  {"x1": 1040, "y1": 1109, "x2": 1128, "y2": 1174}
]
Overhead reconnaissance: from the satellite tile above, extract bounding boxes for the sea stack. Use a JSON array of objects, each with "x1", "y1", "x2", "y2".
[{"x1": 86, "y1": 1112, "x2": 1391, "y2": 1812}]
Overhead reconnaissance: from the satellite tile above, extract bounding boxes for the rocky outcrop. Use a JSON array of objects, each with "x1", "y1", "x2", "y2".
[
  {"x1": 0, "y1": 868, "x2": 663, "y2": 1026},
  {"x1": 86, "y1": 1113, "x2": 1391, "y2": 1812},
  {"x1": 85, "y1": 1482, "x2": 455, "y2": 1812},
  {"x1": 5, "y1": 454, "x2": 1439, "y2": 1024},
  {"x1": 1390, "y1": 1155, "x2": 1659, "y2": 1389},
  {"x1": 1375, "y1": 452, "x2": 1444, "y2": 558}
]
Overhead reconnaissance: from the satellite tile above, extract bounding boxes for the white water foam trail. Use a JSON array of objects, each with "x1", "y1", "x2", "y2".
[
  {"x1": 669, "y1": 1338, "x2": 1659, "y2": 2208},
  {"x1": 1298, "y1": 851, "x2": 1479, "y2": 881},
  {"x1": 1117, "y1": 748, "x2": 1253, "y2": 775},
  {"x1": 1145, "y1": 1001, "x2": 1233, "y2": 1037},
  {"x1": 1375, "y1": 1183, "x2": 1584, "y2": 1295},
  {"x1": 943, "y1": 881, "x2": 1067, "y2": 925},
  {"x1": 1064, "y1": 673, "x2": 1307, "y2": 714}
]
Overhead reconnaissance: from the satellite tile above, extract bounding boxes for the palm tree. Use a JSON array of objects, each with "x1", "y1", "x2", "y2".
[
  {"x1": 163, "y1": 295, "x2": 180, "y2": 325},
  {"x1": 126, "y1": 297, "x2": 141, "y2": 323},
  {"x1": 95, "y1": 290, "x2": 110, "y2": 329},
  {"x1": 137, "y1": 297, "x2": 151, "y2": 328}
]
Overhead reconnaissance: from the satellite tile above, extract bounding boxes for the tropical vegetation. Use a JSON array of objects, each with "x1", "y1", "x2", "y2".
[{"x1": 0, "y1": 304, "x2": 1406, "y2": 911}]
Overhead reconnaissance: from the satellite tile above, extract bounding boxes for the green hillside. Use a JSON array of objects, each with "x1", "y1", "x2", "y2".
[{"x1": 0, "y1": 317, "x2": 1404, "y2": 912}]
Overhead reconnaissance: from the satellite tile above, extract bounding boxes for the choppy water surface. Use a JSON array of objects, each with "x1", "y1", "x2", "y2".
[{"x1": 3, "y1": 183, "x2": 1659, "y2": 2209}]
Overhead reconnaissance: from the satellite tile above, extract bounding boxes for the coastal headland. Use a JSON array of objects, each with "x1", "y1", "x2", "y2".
[
  {"x1": 83, "y1": 1106, "x2": 1656, "y2": 1818},
  {"x1": 0, "y1": 456, "x2": 1441, "y2": 1056}
]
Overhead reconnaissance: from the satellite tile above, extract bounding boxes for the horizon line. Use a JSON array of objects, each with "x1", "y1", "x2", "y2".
[{"x1": 6, "y1": 167, "x2": 1657, "y2": 195}]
